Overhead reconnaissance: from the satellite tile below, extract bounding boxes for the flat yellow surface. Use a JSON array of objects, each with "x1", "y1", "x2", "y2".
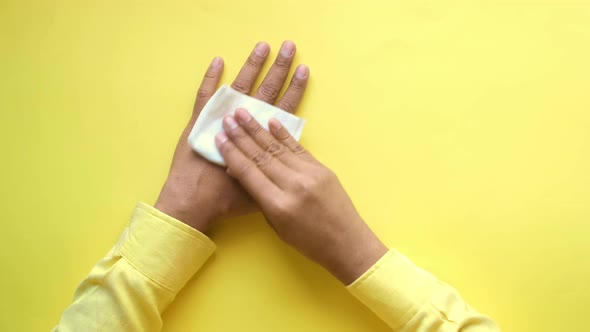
[{"x1": 1, "y1": 1, "x2": 589, "y2": 331}]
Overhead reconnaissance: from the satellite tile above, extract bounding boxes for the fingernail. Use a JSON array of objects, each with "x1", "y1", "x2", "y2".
[
  {"x1": 211, "y1": 56, "x2": 222, "y2": 68},
  {"x1": 254, "y1": 42, "x2": 269, "y2": 56},
  {"x1": 215, "y1": 132, "x2": 228, "y2": 146},
  {"x1": 224, "y1": 116, "x2": 239, "y2": 130},
  {"x1": 236, "y1": 108, "x2": 252, "y2": 124},
  {"x1": 295, "y1": 65, "x2": 309, "y2": 79},
  {"x1": 280, "y1": 41, "x2": 295, "y2": 57}
]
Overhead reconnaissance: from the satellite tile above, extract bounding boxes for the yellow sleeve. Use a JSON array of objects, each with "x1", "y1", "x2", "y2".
[
  {"x1": 53, "y1": 202, "x2": 216, "y2": 332},
  {"x1": 347, "y1": 249, "x2": 500, "y2": 332}
]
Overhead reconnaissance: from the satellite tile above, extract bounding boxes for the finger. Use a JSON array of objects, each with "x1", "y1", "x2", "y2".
[
  {"x1": 253, "y1": 40, "x2": 296, "y2": 104},
  {"x1": 215, "y1": 132, "x2": 282, "y2": 204},
  {"x1": 269, "y1": 118, "x2": 315, "y2": 162},
  {"x1": 276, "y1": 64, "x2": 309, "y2": 113},
  {"x1": 231, "y1": 42, "x2": 270, "y2": 94},
  {"x1": 234, "y1": 108, "x2": 302, "y2": 167},
  {"x1": 222, "y1": 115, "x2": 293, "y2": 188},
  {"x1": 192, "y1": 57, "x2": 224, "y2": 119}
]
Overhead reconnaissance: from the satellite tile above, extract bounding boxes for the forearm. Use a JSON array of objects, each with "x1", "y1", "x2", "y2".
[
  {"x1": 54, "y1": 203, "x2": 215, "y2": 332},
  {"x1": 347, "y1": 249, "x2": 500, "y2": 332}
]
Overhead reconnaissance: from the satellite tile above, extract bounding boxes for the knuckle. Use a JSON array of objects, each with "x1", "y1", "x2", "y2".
[
  {"x1": 278, "y1": 99, "x2": 296, "y2": 112},
  {"x1": 274, "y1": 57, "x2": 291, "y2": 69},
  {"x1": 246, "y1": 121, "x2": 263, "y2": 135},
  {"x1": 272, "y1": 198, "x2": 296, "y2": 219},
  {"x1": 246, "y1": 55, "x2": 261, "y2": 68},
  {"x1": 275, "y1": 128, "x2": 292, "y2": 141},
  {"x1": 231, "y1": 80, "x2": 250, "y2": 93},
  {"x1": 293, "y1": 177, "x2": 315, "y2": 196},
  {"x1": 266, "y1": 141, "x2": 285, "y2": 156},
  {"x1": 315, "y1": 167, "x2": 335, "y2": 183},
  {"x1": 204, "y1": 70, "x2": 217, "y2": 79},
  {"x1": 258, "y1": 84, "x2": 280, "y2": 100},
  {"x1": 234, "y1": 161, "x2": 253, "y2": 178},
  {"x1": 196, "y1": 88, "x2": 212, "y2": 100},
  {"x1": 291, "y1": 143, "x2": 306, "y2": 155},
  {"x1": 291, "y1": 76, "x2": 307, "y2": 89},
  {"x1": 268, "y1": 199, "x2": 286, "y2": 216},
  {"x1": 251, "y1": 150, "x2": 272, "y2": 168},
  {"x1": 266, "y1": 197, "x2": 281, "y2": 214}
]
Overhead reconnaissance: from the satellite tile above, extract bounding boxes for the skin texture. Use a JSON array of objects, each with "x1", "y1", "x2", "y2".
[
  {"x1": 156, "y1": 42, "x2": 386, "y2": 284},
  {"x1": 155, "y1": 41, "x2": 309, "y2": 231},
  {"x1": 215, "y1": 109, "x2": 388, "y2": 285}
]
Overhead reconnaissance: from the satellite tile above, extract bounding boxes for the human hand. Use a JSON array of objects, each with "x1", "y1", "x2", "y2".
[
  {"x1": 155, "y1": 41, "x2": 309, "y2": 232},
  {"x1": 214, "y1": 109, "x2": 388, "y2": 284}
]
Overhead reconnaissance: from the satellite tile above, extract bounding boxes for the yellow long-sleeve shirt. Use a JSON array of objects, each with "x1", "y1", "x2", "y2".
[{"x1": 54, "y1": 203, "x2": 500, "y2": 331}]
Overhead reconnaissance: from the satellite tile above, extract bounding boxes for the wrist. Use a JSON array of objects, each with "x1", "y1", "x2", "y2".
[
  {"x1": 326, "y1": 222, "x2": 388, "y2": 285},
  {"x1": 153, "y1": 200, "x2": 214, "y2": 233},
  {"x1": 154, "y1": 178, "x2": 220, "y2": 232}
]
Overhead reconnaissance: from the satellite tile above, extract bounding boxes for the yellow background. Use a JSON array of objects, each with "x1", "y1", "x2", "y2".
[{"x1": 1, "y1": 1, "x2": 589, "y2": 331}]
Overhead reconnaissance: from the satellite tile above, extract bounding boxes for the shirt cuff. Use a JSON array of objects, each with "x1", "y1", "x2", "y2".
[
  {"x1": 117, "y1": 202, "x2": 216, "y2": 294},
  {"x1": 346, "y1": 249, "x2": 438, "y2": 329}
]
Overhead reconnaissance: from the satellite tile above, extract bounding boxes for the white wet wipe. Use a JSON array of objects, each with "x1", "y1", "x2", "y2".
[{"x1": 188, "y1": 84, "x2": 306, "y2": 166}]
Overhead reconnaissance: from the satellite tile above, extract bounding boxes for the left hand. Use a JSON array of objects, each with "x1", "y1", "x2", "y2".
[{"x1": 155, "y1": 41, "x2": 309, "y2": 232}]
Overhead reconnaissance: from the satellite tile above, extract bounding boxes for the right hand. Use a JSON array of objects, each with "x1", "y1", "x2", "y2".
[{"x1": 215, "y1": 109, "x2": 388, "y2": 285}]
